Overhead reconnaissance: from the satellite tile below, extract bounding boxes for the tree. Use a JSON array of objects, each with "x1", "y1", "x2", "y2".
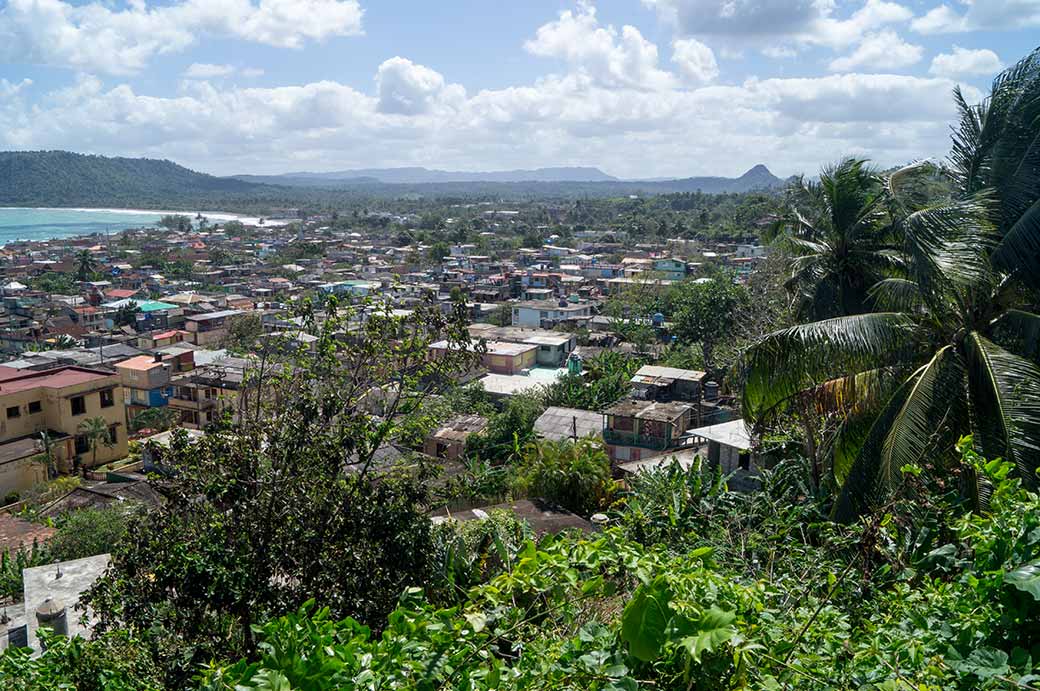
[
  {"x1": 81, "y1": 297, "x2": 481, "y2": 685},
  {"x1": 740, "y1": 50, "x2": 1040, "y2": 520},
  {"x1": 113, "y1": 301, "x2": 141, "y2": 327},
  {"x1": 75, "y1": 249, "x2": 97, "y2": 282},
  {"x1": 48, "y1": 506, "x2": 131, "y2": 563},
  {"x1": 159, "y1": 215, "x2": 192, "y2": 232},
  {"x1": 77, "y1": 416, "x2": 113, "y2": 468},
  {"x1": 766, "y1": 158, "x2": 895, "y2": 320},
  {"x1": 510, "y1": 437, "x2": 615, "y2": 516},
  {"x1": 222, "y1": 313, "x2": 264, "y2": 353},
  {"x1": 427, "y1": 241, "x2": 450, "y2": 263},
  {"x1": 603, "y1": 274, "x2": 666, "y2": 351},
  {"x1": 130, "y1": 406, "x2": 177, "y2": 433},
  {"x1": 670, "y1": 274, "x2": 748, "y2": 375}
]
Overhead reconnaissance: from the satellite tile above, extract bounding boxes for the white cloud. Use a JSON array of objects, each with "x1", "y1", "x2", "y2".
[
  {"x1": 0, "y1": 55, "x2": 979, "y2": 179},
  {"x1": 671, "y1": 38, "x2": 718, "y2": 84},
  {"x1": 929, "y1": 46, "x2": 1002, "y2": 77},
  {"x1": 184, "y1": 63, "x2": 237, "y2": 79},
  {"x1": 0, "y1": 0, "x2": 364, "y2": 75},
  {"x1": 241, "y1": 68, "x2": 266, "y2": 78},
  {"x1": 829, "y1": 30, "x2": 923, "y2": 72},
  {"x1": 524, "y1": 2, "x2": 676, "y2": 90},
  {"x1": 375, "y1": 57, "x2": 464, "y2": 115},
  {"x1": 912, "y1": 1, "x2": 1040, "y2": 34},
  {"x1": 762, "y1": 45, "x2": 798, "y2": 59},
  {"x1": 644, "y1": 0, "x2": 913, "y2": 50}
]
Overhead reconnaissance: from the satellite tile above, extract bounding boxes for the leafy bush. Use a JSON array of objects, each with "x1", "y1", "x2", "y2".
[
  {"x1": 510, "y1": 437, "x2": 616, "y2": 516},
  {"x1": 48, "y1": 506, "x2": 131, "y2": 563}
]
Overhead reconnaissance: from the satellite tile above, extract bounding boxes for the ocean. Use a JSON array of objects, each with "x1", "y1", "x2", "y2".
[{"x1": 0, "y1": 208, "x2": 255, "y2": 246}]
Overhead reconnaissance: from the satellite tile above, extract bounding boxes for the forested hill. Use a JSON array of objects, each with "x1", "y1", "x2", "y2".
[
  {"x1": 0, "y1": 151, "x2": 788, "y2": 211},
  {"x1": 0, "y1": 151, "x2": 268, "y2": 208}
]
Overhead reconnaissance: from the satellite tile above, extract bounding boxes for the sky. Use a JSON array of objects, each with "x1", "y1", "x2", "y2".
[{"x1": 0, "y1": 0, "x2": 1037, "y2": 178}]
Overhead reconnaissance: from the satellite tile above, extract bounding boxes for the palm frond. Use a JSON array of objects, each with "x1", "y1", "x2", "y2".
[
  {"x1": 992, "y1": 197, "x2": 1040, "y2": 289},
  {"x1": 868, "y1": 278, "x2": 924, "y2": 313},
  {"x1": 989, "y1": 309, "x2": 1040, "y2": 361},
  {"x1": 897, "y1": 196, "x2": 996, "y2": 301},
  {"x1": 965, "y1": 333, "x2": 1040, "y2": 486},
  {"x1": 832, "y1": 346, "x2": 966, "y2": 521},
  {"x1": 740, "y1": 313, "x2": 918, "y2": 425}
]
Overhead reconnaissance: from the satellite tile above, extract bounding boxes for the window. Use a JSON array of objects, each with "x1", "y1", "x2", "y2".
[
  {"x1": 71, "y1": 396, "x2": 86, "y2": 416},
  {"x1": 28, "y1": 401, "x2": 41, "y2": 414},
  {"x1": 74, "y1": 434, "x2": 89, "y2": 455},
  {"x1": 6, "y1": 406, "x2": 19, "y2": 419},
  {"x1": 109, "y1": 425, "x2": 119, "y2": 444},
  {"x1": 99, "y1": 389, "x2": 115, "y2": 408}
]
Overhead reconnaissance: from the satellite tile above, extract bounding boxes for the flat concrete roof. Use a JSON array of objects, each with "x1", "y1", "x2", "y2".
[
  {"x1": 690, "y1": 419, "x2": 753, "y2": 451},
  {"x1": 23, "y1": 554, "x2": 111, "y2": 652},
  {"x1": 534, "y1": 406, "x2": 603, "y2": 441}
]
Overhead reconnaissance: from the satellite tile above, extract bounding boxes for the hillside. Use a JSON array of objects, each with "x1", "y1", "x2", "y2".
[
  {"x1": 248, "y1": 165, "x2": 621, "y2": 184},
  {"x1": 0, "y1": 151, "x2": 787, "y2": 210},
  {"x1": 0, "y1": 151, "x2": 269, "y2": 208},
  {"x1": 235, "y1": 164, "x2": 787, "y2": 195}
]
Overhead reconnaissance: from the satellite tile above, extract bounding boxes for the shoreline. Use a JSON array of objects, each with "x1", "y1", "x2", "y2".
[{"x1": 0, "y1": 206, "x2": 252, "y2": 222}]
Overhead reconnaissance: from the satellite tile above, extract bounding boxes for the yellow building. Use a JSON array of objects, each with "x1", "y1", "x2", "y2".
[{"x1": 0, "y1": 366, "x2": 129, "y2": 497}]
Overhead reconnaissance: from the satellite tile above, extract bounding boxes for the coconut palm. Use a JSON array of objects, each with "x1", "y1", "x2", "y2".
[
  {"x1": 78, "y1": 416, "x2": 113, "y2": 469},
  {"x1": 740, "y1": 48, "x2": 1040, "y2": 521},
  {"x1": 75, "y1": 249, "x2": 98, "y2": 282},
  {"x1": 767, "y1": 158, "x2": 897, "y2": 320}
]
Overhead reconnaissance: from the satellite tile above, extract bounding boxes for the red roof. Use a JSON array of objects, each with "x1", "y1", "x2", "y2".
[
  {"x1": 150, "y1": 329, "x2": 187, "y2": 340},
  {"x1": 106, "y1": 289, "x2": 140, "y2": 299},
  {"x1": 0, "y1": 366, "x2": 115, "y2": 394}
]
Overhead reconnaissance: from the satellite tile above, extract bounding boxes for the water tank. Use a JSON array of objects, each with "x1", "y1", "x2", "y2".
[
  {"x1": 652, "y1": 312, "x2": 665, "y2": 327},
  {"x1": 567, "y1": 353, "x2": 583, "y2": 375},
  {"x1": 704, "y1": 381, "x2": 719, "y2": 402},
  {"x1": 36, "y1": 598, "x2": 68, "y2": 641},
  {"x1": 558, "y1": 299, "x2": 568, "y2": 307}
]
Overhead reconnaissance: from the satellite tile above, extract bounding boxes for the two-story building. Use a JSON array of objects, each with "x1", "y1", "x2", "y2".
[
  {"x1": 602, "y1": 399, "x2": 696, "y2": 464},
  {"x1": 0, "y1": 365, "x2": 128, "y2": 495},
  {"x1": 183, "y1": 309, "x2": 244, "y2": 346},
  {"x1": 511, "y1": 300, "x2": 594, "y2": 328},
  {"x1": 115, "y1": 354, "x2": 174, "y2": 426}
]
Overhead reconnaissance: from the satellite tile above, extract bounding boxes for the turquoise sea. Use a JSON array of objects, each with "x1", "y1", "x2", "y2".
[{"x1": 0, "y1": 208, "x2": 167, "y2": 246}]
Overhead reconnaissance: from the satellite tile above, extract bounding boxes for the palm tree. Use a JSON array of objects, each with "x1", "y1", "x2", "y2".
[
  {"x1": 741, "y1": 48, "x2": 1040, "y2": 521},
  {"x1": 767, "y1": 158, "x2": 896, "y2": 320},
  {"x1": 75, "y1": 249, "x2": 98, "y2": 282},
  {"x1": 78, "y1": 416, "x2": 113, "y2": 469}
]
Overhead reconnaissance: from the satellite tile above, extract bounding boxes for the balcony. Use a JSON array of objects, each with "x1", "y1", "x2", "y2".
[
  {"x1": 169, "y1": 394, "x2": 217, "y2": 409},
  {"x1": 603, "y1": 428, "x2": 671, "y2": 451}
]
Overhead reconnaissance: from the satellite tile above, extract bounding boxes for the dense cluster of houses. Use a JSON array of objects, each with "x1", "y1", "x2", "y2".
[{"x1": 0, "y1": 218, "x2": 768, "y2": 501}]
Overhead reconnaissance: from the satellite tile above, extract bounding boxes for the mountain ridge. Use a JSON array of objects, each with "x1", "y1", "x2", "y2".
[{"x1": 0, "y1": 151, "x2": 788, "y2": 208}]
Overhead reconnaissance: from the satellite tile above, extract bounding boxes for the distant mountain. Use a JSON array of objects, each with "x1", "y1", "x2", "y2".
[
  {"x1": 0, "y1": 150, "x2": 267, "y2": 207},
  {"x1": 235, "y1": 164, "x2": 785, "y2": 194},
  {"x1": 636, "y1": 165, "x2": 786, "y2": 194},
  {"x1": 237, "y1": 166, "x2": 619, "y2": 185},
  {"x1": 0, "y1": 151, "x2": 787, "y2": 211}
]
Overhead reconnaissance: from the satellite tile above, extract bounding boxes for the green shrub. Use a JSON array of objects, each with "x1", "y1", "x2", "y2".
[{"x1": 510, "y1": 437, "x2": 616, "y2": 516}]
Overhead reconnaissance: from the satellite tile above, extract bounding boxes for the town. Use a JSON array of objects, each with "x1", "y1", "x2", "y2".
[{"x1": 0, "y1": 3, "x2": 1037, "y2": 687}]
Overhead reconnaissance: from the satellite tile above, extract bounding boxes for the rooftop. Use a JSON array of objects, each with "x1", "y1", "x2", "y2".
[
  {"x1": 185, "y1": 309, "x2": 244, "y2": 322},
  {"x1": 534, "y1": 406, "x2": 603, "y2": 441},
  {"x1": 0, "y1": 366, "x2": 115, "y2": 395},
  {"x1": 604, "y1": 399, "x2": 693, "y2": 422}
]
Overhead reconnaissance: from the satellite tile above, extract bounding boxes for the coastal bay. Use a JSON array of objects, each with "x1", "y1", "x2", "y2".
[{"x1": 0, "y1": 208, "x2": 262, "y2": 246}]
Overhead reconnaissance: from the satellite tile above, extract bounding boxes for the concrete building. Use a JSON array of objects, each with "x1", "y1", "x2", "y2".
[
  {"x1": 423, "y1": 414, "x2": 487, "y2": 459},
  {"x1": 0, "y1": 366, "x2": 128, "y2": 494},
  {"x1": 184, "y1": 309, "x2": 243, "y2": 346},
  {"x1": 511, "y1": 300, "x2": 594, "y2": 328},
  {"x1": 602, "y1": 399, "x2": 697, "y2": 464},
  {"x1": 429, "y1": 339, "x2": 538, "y2": 376},
  {"x1": 115, "y1": 354, "x2": 174, "y2": 426},
  {"x1": 534, "y1": 406, "x2": 603, "y2": 442}
]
